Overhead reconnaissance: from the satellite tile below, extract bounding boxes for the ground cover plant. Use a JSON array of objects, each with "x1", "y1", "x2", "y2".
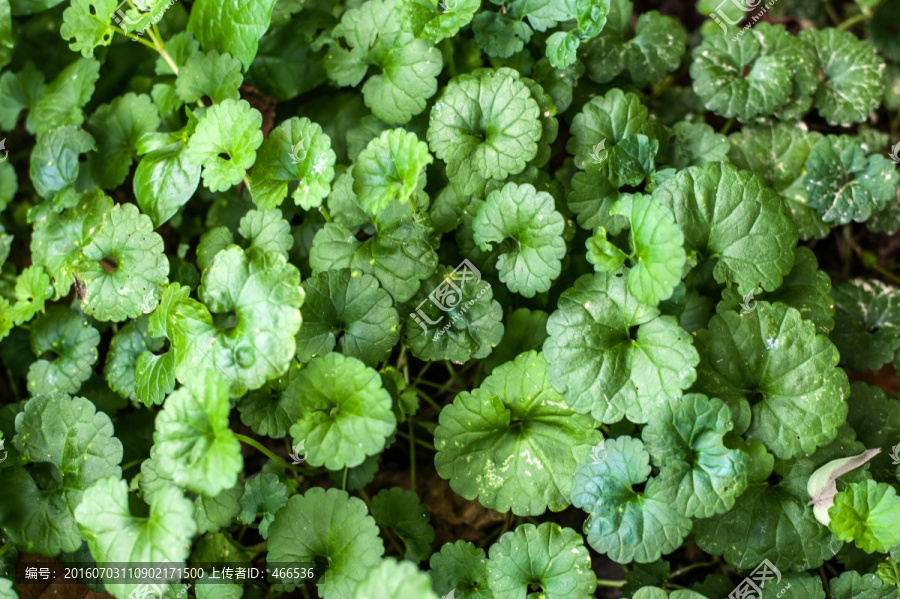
[{"x1": 1, "y1": 0, "x2": 900, "y2": 597}]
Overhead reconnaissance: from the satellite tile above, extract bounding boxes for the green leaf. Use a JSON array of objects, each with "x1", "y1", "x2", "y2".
[
  {"x1": 830, "y1": 480, "x2": 900, "y2": 554},
  {"x1": 325, "y1": 0, "x2": 442, "y2": 124},
  {"x1": 0, "y1": 61, "x2": 45, "y2": 131},
  {"x1": 27, "y1": 306, "x2": 100, "y2": 396},
  {"x1": 176, "y1": 50, "x2": 243, "y2": 104},
  {"x1": 1, "y1": 392, "x2": 122, "y2": 555},
  {"x1": 692, "y1": 302, "x2": 849, "y2": 459},
  {"x1": 567, "y1": 170, "x2": 629, "y2": 234},
  {"x1": 571, "y1": 436, "x2": 692, "y2": 563},
  {"x1": 401, "y1": 0, "x2": 480, "y2": 43},
  {"x1": 134, "y1": 124, "x2": 202, "y2": 228},
  {"x1": 642, "y1": 394, "x2": 749, "y2": 518},
  {"x1": 238, "y1": 209, "x2": 293, "y2": 258},
  {"x1": 427, "y1": 69, "x2": 542, "y2": 196},
  {"x1": 296, "y1": 268, "x2": 399, "y2": 367},
  {"x1": 238, "y1": 473, "x2": 288, "y2": 539},
  {"x1": 354, "y1": 558, "x2": 439, "y2": 598},
  {"x1": 0, "y1": 0, "x2": 11, "y2": 69},
  {"x1": 75, "y1": 476, "x2": 196, "y2": 598},
  {"x1": 429, "y1": 540, "x2": 490, "y2": 599},
  {"x1": 800, "y1": 28, "x2": 886, "y2": 125},
  {"x1": 434, "y1": 351, "x2": 603, "y2": 516},
  {"x1": 846, "y1": 381, "x2": 900, "y2": 483},
  {"x1": 546, "y1": 31, "x2": 580, "y2": 70},
  {"x1": 267, "y1": 487, "x2": 383, "y2": 596},
  {"x1": 652, "y1": 162, "x2": 798, "y2": 296},
  {"x1": 830, "y1": 571, "x2": 899, "y2": 599},
  {"x1": 27, "y1": 57, "x2": 100, "y2": 137},
  {"x1": 370, "y1": 487, "x2": 434, "y2": 564},
  {"x1": 830, "y1": 278, "x2": 900, "y2": 372},
  {"x1": 472, "y1": 12, "x2": 533, "y2": 59},
  {"x1": 250, "y1": 116, "x2": 336, "y2": 210},
  {"x1": 690, "y1": 24, "x2": 799, "y2": 121},
  {"x1": 668, "y1": 122, "x2": 729, "y2": 169},
  {"x1": 610, "y1": 193, "x2": 686, "y2": 306},
  {"x1": 353, "y1": 128, "x2": 432, "y2": 218},
  {"x1": 187, "y1": 0, "x2": 277, "y2": 70},
  {"x1": 186, "y1": 99, "x2": 264, "y2": 192},
  {"x1": 486, "y1": 522, "x2": 597, "y2": 598},
  {"x1": 804, "y1": 136, "x2": 899, "y2": 225},
  {"x1": 75, "y1": 203, "x2": 169, "y2": 322},
  {"x1": 567, "y1": 88, "x2": 649, "y2": 171},
  {"x1": 473, "y1": 183, "x2": 565, "y2": 297},
  {"x1": 29, "y1": 125, "x2": 95, "y2": 200},
  {"x1": 236, "y1": 366, "x2": 302, "y2": 438},
  {"x1": 405, "y1": 263, "x2": 503, "y2": 363},
  {"x1": 30, "y1": 191, "x2": 113, "y2": 297},
  {"x1": 309, "y1": 216, "x2": 438, "y2": 303},
  {"x1": 544, "y1": 272, "x2": 699, "y2": 423},
  {"x1": 86, "y1": 92, "x2": 161, "y2": 189},
  {"x1": 59, "y1": 0, "x2": 116, "y2": 57},
  {"x1": 807, "y1": 448, "x2": 881, "y2": 526},
  {"x1": 104, "y1": 315, "x2": 164, "y2": 401},
  {"x1": 153, "y1": 369, "x2": 242, "y2": 496},
  {"x1": 8, "y1": 265, "x2": 52, "y2": 325},
  {"x1": 286, "y1": 353, "x2": 396, "y2": 470}
]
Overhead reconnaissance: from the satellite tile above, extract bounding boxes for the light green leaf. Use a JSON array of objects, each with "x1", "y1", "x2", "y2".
[
  {"x1": 830, "y1": 480, "x2": 900, "y2": 554},
  {"x1": 544, "y1": 272, "x2": 699, "y2": 423},
  {"x1": 692, "y1": 302, "x2": 849, "y2": 459},
  {"x1": 567, "y1": 170, "x2": 629, "y2": 234},
  {"x1": 8, "y1": 265, "x2": 52, "y2": 325},
  {"x1": 286, "y1": 353, "x2": 396, "y2": 470},
  {"x1": 652, "y1": 162, "x2": 798, "y2": 296},
  {"x1": 567, "y1": 89, "x2": 649, "y2": 171},
  {"x1": 401, "y1": 0, "x2": 480, "y2": 43},
  {"x1": 59, "y1": 0, "x2": 117, "y2": 57},
  {"x1": 830, "y1": 571, "x2": 898, "y2": 599},
  {"x1": 187, "y1": 0, "x2": 277, "y2": 70},
  {"x1": 296, "y1": 269, "x2": 399, "y2": 367},
  {"x1": 427, "y1": 69, "x2": 542, "y2": 196},
  {"x1": 486, "y1": 522, "x2": 597, "y2": 598},
  {"x1": 571, "y1": 436, "x2": 692, "y2": 563},
  {"x1": 325, "y1": 0, "x2": 442, "y2": 124},
  {"x1": 75, "y1": 476, "x2": 196, "y2": 598},
  {"x1": 353, "y1": 128, "x2": 432, "y2": 218},
  {"x1": 75, "y1": 203, "x2": 169, "y2": 322},
  {"x1": 429, "y1": 540, "x2": 491, "y2": 599},
  {"x1": 104, "y1": 315, "x2": 164, "y2": 401},
  {"x1": 134, "y1": 131, "x2": 201, "y2": 228},
  {"x1": 238, "y1": 209, "x2": 293, "y2": 258},
  {"x1": 473, "y1": 183, "x2": 565, "y2": 297},
  {"x1": 354, "y1": 558, "x2": 439, "y2": 599},
  {"x1": 175, "y1": 50, "x2": 243, "y2": 104},
  {"x1": 668, "y1": 122, "x2": 729, "y2": 169},
  {"x1": 154, "y1": 369, "x2": 243, "y2": 496},
  {"x1": 434, "y1": 351, "x2": 603, "y2": 516},
  {"x1": 472, "y1": 12, "x2": 533, "y2": 59},
  {"x1": 86, "y1": 92, "x2": 161, "y2": 189},
  {"x1": 238, "y1": 473, "x2": 288, "y2": 539},
  {"x1": 27, "y1": 57, "x2": 100, "y2": 137},
  {"x1": 27, "y1": 306, "x2": 100, "y2": 396},
  {"x1": 29, "y1": 125, "x2": 95, "y2": 200},
  {"x1": 267, "y1": 487, "x2": 383, "y2": 596},
  {"x1": 546, "y1": 31, "x2": 580, "y2": 70},
  {"x1": 249, "y1": 116, "x2": 336, "y2": 210},
  {"x1": 185, "y1": 99, "x2": 263, "y2": 192}
]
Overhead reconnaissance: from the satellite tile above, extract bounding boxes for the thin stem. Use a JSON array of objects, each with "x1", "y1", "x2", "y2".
[
  {"x1": 342, "y1": 467, "x2": 348, "y2": 491},
  {"x1": 719, "y1": 117, "x2": 736, "y2": 135},
  {"x1": 395, "y1": 429, "x2": 435, "y2": 451},
  {"x1": 414, "y1": 387, "x2": 442, "y2": 412},
  {"x1": 0, "y1": 542, "x2": 13, "y2": 559},
  {"x1": 820, "y1": 567, "x2": 832, "y2": 599},
  {"x1": 319, "y1": 206, "x2": 333, "y2": 223},
  {"x1": 837, "y1": 11, "x2": 869, "y2": 30},
  {"x1": 824, "y1": 3, "x2": 842, "y2": 26},
  {"x1": 121, "y1": 458, "x2": 144, "y2": 472},
  {"x1": 596, "y1": 579, "x2": 626, "y2": 588},
  {"x1": 669, "y1": 559, "x2": 718, "y2": 579},
  {"x1": 5, "y1": 368, "x2": 19, "y2": 401},
  {"x1": 411, "y1": 361, "x2": 433, "y2": 388},
  {"x1": 443, "y1": 360, "x2": 466, "y2": 390},
  {"x1": 145, "y1": 27, "x2": 178, "y2": 70},
  {"x1": 444, "y1": 37, "x2": 456, "y2": 78},
  {"x1": 408, "y1": 418, "x2": 417, "y2": 492},
  {"x1": 234, "y1": 433, "x2": 304, "y2": 473},
  {"x1": 841, "y1": 224, "x2": 853, "y2": 279}
]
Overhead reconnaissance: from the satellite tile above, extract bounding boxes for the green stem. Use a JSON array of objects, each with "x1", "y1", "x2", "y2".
[
  {"x1": 121, "y1": 458, "x2": 144, "y2": 472},
  {"x1": 395, "y1": 429, "x2": 435, "y2": 451},
  {"x1": 443, "y1": 360, "x2": 466, "y2": 390},
  {"x1": 234, "y1": 433, "x2": 304, "y2": 472},
  {"x1": 719, "y1": 117, "x2": 736, "y2": 135},
  {"x1": 0, "y1": 542, "x2": 13, "y2": 559},
  {"x1": 596, "y1": 579, "x2": 626, "y2": 588},
  {"x1": 408, "y1": 418, "x2": 416, "y2": 492},
  {"x1": 414, "y1": 387, "x2": 442, "y2": 412},
  {"x1": 342, "y1": 467, "x2": 348, "y2": 491},
  {"x1": 444, "y1": 37, "x2": 456, "y2": 78},
  {"x1": 669, "y1": 559, "x2": 718, "y2": 579},
  {"x1": 837, "y1": 11, "x2": 869, "y2": 30},
  {"x1": 144, "y1": 27, "x2": 177, "y2": 69},
  {"x1": 820, "y1": 567, "x2": 832, "y2": 599},
  {"x1": 841, "y1": 224, "x2": 853, "y2": 279},
  {"x1": 5, "y1": 368, "x2": 19, "y2": 401},
  {"x1": 824, "y1": 3, "x2": 842, "y2": 26},
  {"x1": 318, "y1": 206, "x2": 333, "y2": 222}
]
